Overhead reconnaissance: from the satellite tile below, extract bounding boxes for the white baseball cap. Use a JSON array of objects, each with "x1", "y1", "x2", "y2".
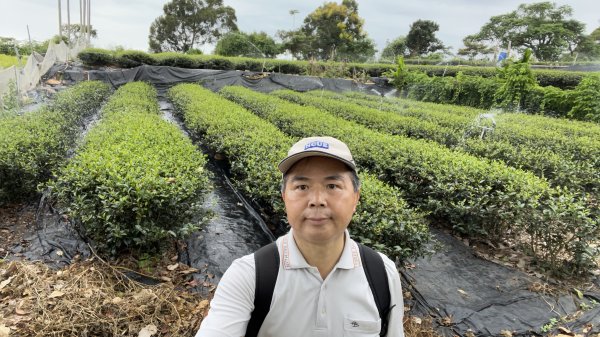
[{"x1": 278, "y1": 136, "x2": 357, "y2": 174}]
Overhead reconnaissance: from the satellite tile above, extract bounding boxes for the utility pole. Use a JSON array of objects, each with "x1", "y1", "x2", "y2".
[
  {"x1": 58, "y1": 0, "x2": 63, "y2": 37},
  {"x1": 82, "y1": 0, "x2": 86, "y2": 41},
  {"x1": 67, "y1": 0, "x2": 71, "y2": 42},
  {"x1": 87, "y1": 0, "x2": 91, "y2": 44}
]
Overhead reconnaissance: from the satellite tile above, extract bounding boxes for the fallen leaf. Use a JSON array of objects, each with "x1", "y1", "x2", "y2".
[
  {"x1": 500, "y1": 330, "x2": 513, "y2": 337},
  {"x1": 199, "y1": 299, "x2": 210, "y2": 310},
  {"x1": 138, "y1": 324, "x2": 158, "y2": 337},
  {"x1": 167, "y1": 263, "x2": 179, "y2": 271},
  {"x1": 15, "y1": 307, "x2": 28, "y2": 315},
  {"x1": 160, "y1": 276, "x2": 172, "y2": 282},
  {"x1": 458, "y1": 289, "x2": 468, "y2": 296},
  {"x1": 573, "y1": 288, "x2": 583, "y2": 299},
  {"x1": 517, "y1": 259, "x2": 526, "y2": 269},
  {"x1": 0, "y1": 276, "x2": 14, "y2": 291},
  {"x1": 410, "y1": 316, "x2": 422, "y2": 325},
  {"x1": 56, "y1": 250, "x2": 63, "y2": 256},
  {"x1": 558, "y1": 326, "x2": 572, "y2": 335},
  {"x1": 111, "y1": 297, "x2": 123, "y2": 305},
  {"x1": 465, "y1": 330, "x2": 476, "y2": 337},
  {"x1": 0, "y1": 324, "x2": 10, "y2": 337},
  {"x1": 170, "y1": 255, "x2": 178, "y2": 262},
  {"x1": 441, "y1": 316, "x2": 453, "y2": 326},
  {"x1": 179, "y1": 268, "x2": 200, "y2": 275},
  {"x1": 186, "y1": 279, "x2": 199, "y2": 287},
  {"x1": 48, "y1": 290, "x2": 65, "y2": 299}
]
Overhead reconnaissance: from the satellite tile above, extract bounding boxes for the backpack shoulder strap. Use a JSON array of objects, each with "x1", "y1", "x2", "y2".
[
  {"x1": 359, "y1": 243, "x2": 392, "y2": 337},
  {"x1": 246, "y1": 242, "x2": 280, "y2": 337}
]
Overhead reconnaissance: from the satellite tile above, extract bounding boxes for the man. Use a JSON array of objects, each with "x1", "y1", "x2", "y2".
[{"x1": 196, "y1": 136, "x2": 405, "y2": 337}]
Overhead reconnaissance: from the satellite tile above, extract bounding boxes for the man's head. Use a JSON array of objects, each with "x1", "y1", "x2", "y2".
[{"x1": 278, "y1": 137, "x2": 360, "y2": 246}]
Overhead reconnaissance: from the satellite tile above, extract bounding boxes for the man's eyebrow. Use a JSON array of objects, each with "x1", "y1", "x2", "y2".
[
  {"x1": 289, "y1": 176, "x2": 310, "y2": 182},
  {"x1": 324, "y1": 174, "x2": 345, "y2": 181}
]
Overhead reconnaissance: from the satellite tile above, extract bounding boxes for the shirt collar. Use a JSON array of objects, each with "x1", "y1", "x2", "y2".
[{"x1": 282, "y1": 229, "x2": 361, "y2": 270}]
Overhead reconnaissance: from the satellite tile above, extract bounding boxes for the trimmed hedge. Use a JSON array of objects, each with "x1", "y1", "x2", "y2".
[
  {"x1": 0, "y1": 81, "x2": 111, "y2": 202},
  {"x1": 404, "y1": 64, "x2": 587, "y2": 89},
  {"x1": 48, "y1": 82, "x2": 211, "y2": 255},
  {"x1": 291, "y1": 90, "x2": 599, "y2": 194},
  {"x1": 168, "y1": 83, "x2": 431, "y2": 260},
  {"x1": 344, "y1": 91, "x2": 600, "y2": 140},
  {"x1": 77, "y1": 48, "x2": 588, "y2": 89},
  {"x1": 221, "y1": 85, "x2": 599, "y2": 274}
]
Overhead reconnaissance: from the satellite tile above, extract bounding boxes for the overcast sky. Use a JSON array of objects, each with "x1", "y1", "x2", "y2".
[{"x1": 1, "y1": 0, "x2": 598, "y2": 56}]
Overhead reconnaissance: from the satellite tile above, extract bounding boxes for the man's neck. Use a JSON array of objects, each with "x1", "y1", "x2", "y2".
[{"x1": 292, "y1": 233, "x2": 346, "y2": 280}]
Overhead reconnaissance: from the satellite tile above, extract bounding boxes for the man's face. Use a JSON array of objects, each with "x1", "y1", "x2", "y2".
[{"x1": 282, "y1": 156, "x2": 360, "y2": 247}]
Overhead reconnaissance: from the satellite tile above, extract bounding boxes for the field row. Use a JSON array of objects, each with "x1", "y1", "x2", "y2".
[
  {"x1": 0, "y1": 81, "x2": 111, "y2": 201},
  {"x1": 273, "y1": 89, "x2": 599, "y2": 194},
  {"x1": 2, "y1": 80, "x2": 598, "y2": 274},
  {"x1": 168, "y1": 84, "x2": 431, "y2": 260},
  {"x1": 219, "y1": 85, "x2": 598, "y2": 273}
]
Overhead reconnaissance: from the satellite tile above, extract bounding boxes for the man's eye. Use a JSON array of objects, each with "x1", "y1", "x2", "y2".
[
  {"x1": 296, "y1": 185, "x2": 308, "y2": 190},
  {"x1": 327, "y1": 184, "x2": 338, "y2": 189}
]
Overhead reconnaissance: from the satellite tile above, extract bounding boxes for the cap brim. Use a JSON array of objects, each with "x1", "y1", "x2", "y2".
[{"x1": 278, "y1": 151, "x2": 356, "y2": 174}]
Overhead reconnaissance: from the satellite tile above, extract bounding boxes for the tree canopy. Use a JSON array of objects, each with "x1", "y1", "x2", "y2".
[
  {"x1": 380, "y1": 36, "x2": 407, "y2": 62},
  {"x1": 278, "y1": 0, "x2": 376, "y2": 62},
  {"x1": 463, "y1": 2, "x2": 587, "y2": 61},
  {"x1": 405, "y1": 20, "x2": 445, "y2": 57},
  {"x1": 214, "y1": 31, "x2": 280, "y2": 58},
  {"x1": 148, "y1": 0, "x2": 237, "y2": 53}
]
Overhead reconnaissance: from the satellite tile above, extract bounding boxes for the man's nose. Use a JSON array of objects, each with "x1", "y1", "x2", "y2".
[{"x1": 309, "y1": 188, "x2": 326, "y2": 207}]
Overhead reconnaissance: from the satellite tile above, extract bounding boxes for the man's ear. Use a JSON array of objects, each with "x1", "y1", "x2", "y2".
[{"x1": 352, "y1": 189, "x2": 360, "y2": 212}]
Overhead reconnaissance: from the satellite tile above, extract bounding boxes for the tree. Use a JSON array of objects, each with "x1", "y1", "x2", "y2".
[
  {"x1": 466, "y1": 2, "x2": 587, "y2": 61},
  {"x1": 148, "y1": 0, "x2": 237, "y2": 53},
  {"x1": 406, "y1": 20, "x2": 445, "y2": 57},
  {"x1": 380, "y1": 36, "x2": 407, "y2": 62},
  {"x1": 215, "y1": 31, "x2": 280, "y2": 58},
  {"x1": 278, "y1": 0, "x2": 376, "y2": 62},
  {"x1": 62, "y1": 23, "x2": 97, "y2": 43},
  {"x1": 458, "y1": 35, "x2": 494, "y2": 60}
]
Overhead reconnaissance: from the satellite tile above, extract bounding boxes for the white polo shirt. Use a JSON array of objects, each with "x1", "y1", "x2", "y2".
[{"x1": 196, "y1": 229, "x2": 405, "y2": 337}]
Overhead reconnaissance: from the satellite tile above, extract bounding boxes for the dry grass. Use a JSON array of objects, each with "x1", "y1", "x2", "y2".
[{"x1": 0, "y1": 257, "x2": 211, "y2": 337}]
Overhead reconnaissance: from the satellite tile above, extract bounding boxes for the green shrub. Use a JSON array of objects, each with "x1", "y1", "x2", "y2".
[
  {"x1": 114, "y1": 50, "x2": 156, "y2": 68},
  {"x1": 220, "y1": 86, "x2": 599, "y2": 274},
  {"x1": 168, "y1": 83, "x2": 431, "y2": 261},
  {"x1": 152, "y1": 52, "x2": 197, "y2": 68},
  {"x1": 494, "y1": 50, "x2": 537, "y2": 111},
  {"x1": 78, "y1": 48, "x2": 115, "y2": 66},
  {"x1": 48, "y1": 82, "x2": 211, "y2": 255},
  {"x1": 568, "y1": 74, "x2": 600, "y2": 123},
  {"x1": 282, "y1": 90, "x2": 599, "y2": 194},
  {"x1": 0, "y1": 81, "x2": 111, "y2": 202}
]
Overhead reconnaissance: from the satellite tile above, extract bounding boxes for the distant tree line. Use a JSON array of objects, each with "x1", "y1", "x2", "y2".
[{"x1": 145, "y1": 0, "x2": 600, "y2": 63}]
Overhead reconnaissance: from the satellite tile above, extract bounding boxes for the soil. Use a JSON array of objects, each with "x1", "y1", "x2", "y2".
[{"x1": 0, "y1": 202, "x2": 37, "y2": 257}]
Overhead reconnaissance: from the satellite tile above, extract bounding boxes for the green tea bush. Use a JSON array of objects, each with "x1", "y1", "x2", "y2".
[
  {"x1": 78, "y1": 48, "x2": 115, "y2": 66},
  {"x1": 114, "y1": 50, "x2": 156, "y2": 68},
  {"x1": 168, "y1": 83, "x2": 431, "y2": 261},
  {"x1": 277, "y1": 90, "x2": 599, "y2": 194},
  {"x1": 568, "y1": 74, "x2": 600, "y2": 123},
  {"x1": 48, "y1": 82, "x2": 211, "y2": 255},
  {"x1": 220, "y1": 86, "x2": 598, "y2": 273},
  {"x1": 0, "y1": 81, "x2": 111, "y2": 202},
  {"x1": 152, "y1": 52, "x2": 197, "y2": 68}
]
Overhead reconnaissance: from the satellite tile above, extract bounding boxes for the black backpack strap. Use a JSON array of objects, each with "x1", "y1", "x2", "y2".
[
  {"x1": 246, "y1": 242, "x2": 280, "y2": 337},
  {"x1": 359, "y1": 243, "x2": 393, "y2": 337}
]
